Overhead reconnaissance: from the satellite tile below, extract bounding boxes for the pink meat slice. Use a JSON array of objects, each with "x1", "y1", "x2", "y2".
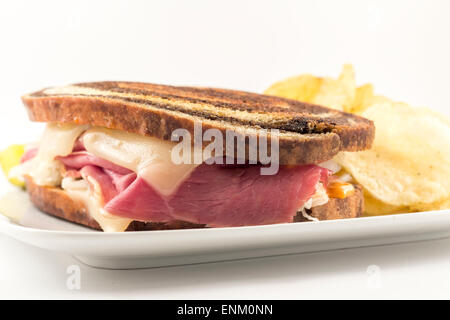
[
  {"x1": 57, "y1": 152, "x2": 133, "y2": 175},
  {"x1": 25, "y1": 148, "x2": 331, "y2": 227},
  {"x1": 167, "y1": 164, "x2": 328, "y2": 227}
]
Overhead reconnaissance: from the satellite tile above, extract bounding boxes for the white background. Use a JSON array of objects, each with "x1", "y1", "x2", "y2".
[{"x1": 0, "y1": 0, "x2": 450, "y2": 299}]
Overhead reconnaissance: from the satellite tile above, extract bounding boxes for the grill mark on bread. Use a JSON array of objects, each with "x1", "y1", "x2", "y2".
[
  {"x1": 85, "y1": 85, "x2": 339, "y2": 133},
  {"x1": 30, "y1": 93, "x2": 338, "y2": 135},
  {"x1": 75, "y1": 82, "x2": 349, "y2": 117},
  {"x1": 22, "y1": 81, "x2": 375, "y2": 164},
  {"x1": 76, "y1": 82, "x2": 325, "y2": 113},
  {"x1": 81, "y1": 83, "x2": 283, "y2": 112}
]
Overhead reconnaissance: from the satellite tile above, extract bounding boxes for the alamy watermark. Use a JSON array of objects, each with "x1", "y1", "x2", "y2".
[
  {"x1": 66, "y1": 264, "x2": 81, "y2": 290},
  {"x1": 170, "y1": 122, "x2": 280, "y2": 175},
  {"x1": 366, "y1": 264, "x2": 382, "y2": 289}
]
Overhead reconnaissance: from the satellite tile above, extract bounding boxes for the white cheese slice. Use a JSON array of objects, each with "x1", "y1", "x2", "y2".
[
  {"x1": 81, "y1": 127, "x2": 201, "y2": 196},
  {"x1": 37, "y1": 123, "x2": 90, "y2": 161},
  {"x1": 22, "y1": 123, "x2": 90, "y2": 186},
  {"x1": 61, "y1": 177, "x2": 132, "y2": 232}
]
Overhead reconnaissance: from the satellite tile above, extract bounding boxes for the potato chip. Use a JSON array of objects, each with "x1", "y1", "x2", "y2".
[
  {"x1": 335, "y1": 102, "x2": 450, "y2": 207},
  {"x1": 351, "y1": 83, "x2": 374, "y2": 114},
  {"x1": 311, "y1": 64, "x2": 356, "y2": 112},
  {"x1": 264, "y1": 65, "x2": 357, "y2": 111},
  {"x1": 412, "y1": 198, "x2": 450, "y2": 212},
  {"x1": 264, "y1": 74, "x2": 322, "y2": 102},
  {"x1": 337, "y1": 64, "x2": 357, "y2": 111},
  {"x1": 363, "y1": 191, "x2": 407, "y2": 216},
  {"x1": 364, "y1": 192, "x2": 450, "y2": 216},
  {"x1": 363, "y1": 191, "x2": 450, "y2": 216},
  {"x1": 265, "y1": 65, "x2": 450, "y2": 214}
]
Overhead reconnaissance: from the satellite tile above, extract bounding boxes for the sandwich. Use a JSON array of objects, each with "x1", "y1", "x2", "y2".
[{"x1": 11, "y1": 81, "x2": 375, "y2": 232}]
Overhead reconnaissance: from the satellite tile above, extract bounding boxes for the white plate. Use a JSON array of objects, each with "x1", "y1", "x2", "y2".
[{"x1": 0, "y1": 187, "x2": 450, "y2": 269}]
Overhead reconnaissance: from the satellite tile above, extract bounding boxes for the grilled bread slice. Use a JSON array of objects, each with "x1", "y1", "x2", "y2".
[
  {"x1": 22, "y1": 82, "x2": 375, "y2": 165},
  {"x1": 24, "y1": 176, "x2": 363, "y2": 231}
]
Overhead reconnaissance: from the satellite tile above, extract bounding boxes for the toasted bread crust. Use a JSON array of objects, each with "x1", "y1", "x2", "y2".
[
  {"x1": 24, "y1": 176, "x2": 363, "y2": 231},
  {"x1": 22, "y1": 82, "x2": 374, "y2": 165},
  {"x1": 295, "y1": 184, "x2": 364, "y2": 222}
]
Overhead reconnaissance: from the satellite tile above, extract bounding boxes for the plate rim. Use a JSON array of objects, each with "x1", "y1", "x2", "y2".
[{"x1": 0, "y1": 208, "x2": 449, "y2": 237}]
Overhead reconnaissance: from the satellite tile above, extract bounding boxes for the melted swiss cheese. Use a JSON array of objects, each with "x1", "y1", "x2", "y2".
[{"x1": 81, "y1": 128, "x2": 200, "y2": 196}]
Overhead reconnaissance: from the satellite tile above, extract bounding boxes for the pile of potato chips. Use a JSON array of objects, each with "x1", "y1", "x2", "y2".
[{"x1": 265, "y1": 65, "x2": 450, "y2": 215}]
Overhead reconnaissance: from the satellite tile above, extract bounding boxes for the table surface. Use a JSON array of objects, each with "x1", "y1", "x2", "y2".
[{"x1": 2, "y1": 232, "x2": 450, "y2": 299}]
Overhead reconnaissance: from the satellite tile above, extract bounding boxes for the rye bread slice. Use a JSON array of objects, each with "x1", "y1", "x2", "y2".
[
  {"x1": 24, "y1": 176, "x2": 363, "y2": 231},
  {"x1": 22, "y1": 82, "x2": 375, "y2": 165}
]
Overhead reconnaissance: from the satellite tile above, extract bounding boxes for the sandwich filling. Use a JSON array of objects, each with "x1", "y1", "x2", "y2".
[{"x1": 13, "y1": 123, "x2": 352, "y2": 232}]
